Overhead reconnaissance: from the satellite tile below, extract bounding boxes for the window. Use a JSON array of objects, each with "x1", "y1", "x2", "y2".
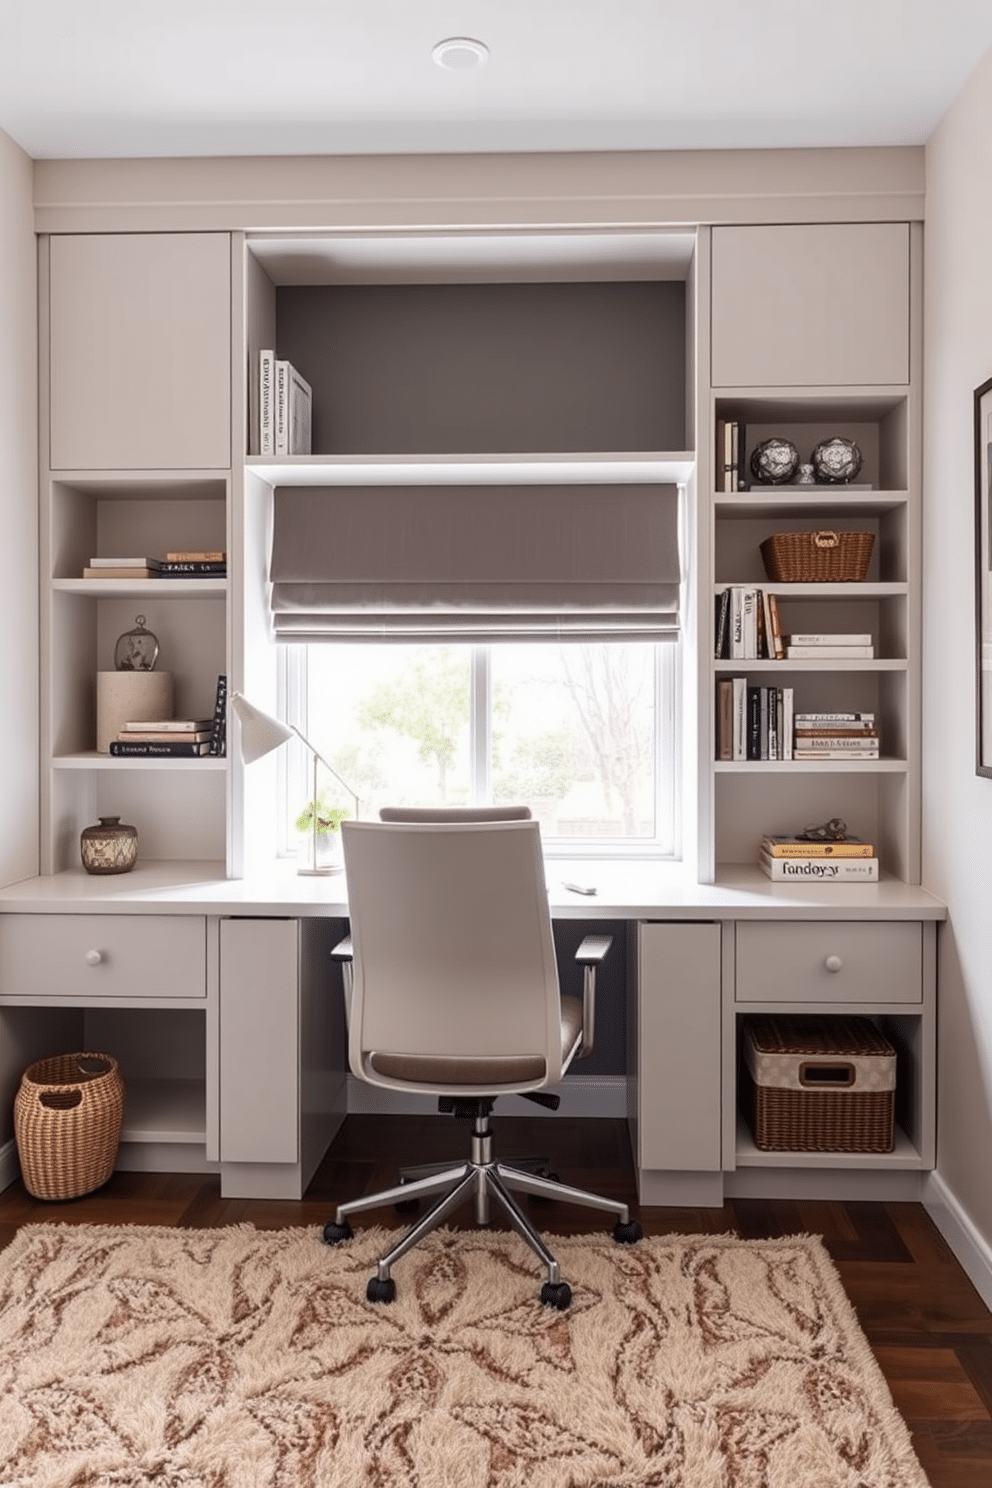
[{"x1": 279, "y1": 641, "x2": 680, "y2": 857}]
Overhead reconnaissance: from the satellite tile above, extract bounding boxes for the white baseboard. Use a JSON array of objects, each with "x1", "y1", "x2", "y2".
[
  {"x1": 346, "y1": 1074, "x2": 627, "y2": 1119},
  {"x1": 923, "y1": 1170, "x2": 992, "y2": 1312}
]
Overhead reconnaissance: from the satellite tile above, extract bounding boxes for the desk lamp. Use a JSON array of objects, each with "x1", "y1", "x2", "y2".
[{"x1": 229, "y1": 692, "x2": 360, "y2": 876}]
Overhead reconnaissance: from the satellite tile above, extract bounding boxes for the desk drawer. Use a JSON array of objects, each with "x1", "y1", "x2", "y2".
[
  {"x1": 0, "y1": 915, "x2": 206, "y2": 1000},
  {"x1": 735, "y1": 921, "x2": 922, "y2": 1005}
]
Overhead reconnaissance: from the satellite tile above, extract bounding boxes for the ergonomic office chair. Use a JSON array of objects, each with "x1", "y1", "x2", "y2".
[{"x1": 322, "y1": 807, "x2": 641, "y2": 1309}]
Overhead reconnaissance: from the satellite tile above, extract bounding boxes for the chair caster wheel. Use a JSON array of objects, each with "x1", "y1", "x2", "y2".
[
  {"x1": 540, "y1": 1281, "x2": 572, "y2": 1311},
  {"x1": 322, "y1": 1220, "x2": 353, "y2": 1246},
  {"x1": 613, "y1": 1218, "x2": 643, "y2": 1245},
  {"x1": 367, "y1": 1276, "x2": 397, "y2": 1304}
]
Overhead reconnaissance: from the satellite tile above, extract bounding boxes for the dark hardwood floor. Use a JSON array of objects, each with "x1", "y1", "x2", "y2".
[{"x1": 2, "y1": 1113, "x2": 990, "y2": 1487}]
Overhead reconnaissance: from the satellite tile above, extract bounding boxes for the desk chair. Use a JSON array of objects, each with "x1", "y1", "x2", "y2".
[{"x1": 322, "y1": 808, "x2": 641, "y2": 1309}]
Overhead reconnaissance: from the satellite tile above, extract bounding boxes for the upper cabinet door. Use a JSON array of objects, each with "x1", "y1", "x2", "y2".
[
  {"x1": 710, "y1": 223, "x2": 910, "y2": 388},
  {"x1": 49, "y1": 233, "x2": 231, "y2": 470}
]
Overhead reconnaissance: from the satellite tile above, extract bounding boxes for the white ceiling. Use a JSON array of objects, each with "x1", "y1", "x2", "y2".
[{"x1": 2, "y1": 0, "x2": 991, "y2": 162}]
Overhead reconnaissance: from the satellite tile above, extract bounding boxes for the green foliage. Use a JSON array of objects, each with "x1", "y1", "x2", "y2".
[
  {"x1": 357, "y1": 649, "x2": 470, "y2": 797},
  {"x1": 494, "y1": 730, "x2": 575, "y2": 801},
  {"x1": 294, "y1": 795, "x2": 349, "y2": 836}
]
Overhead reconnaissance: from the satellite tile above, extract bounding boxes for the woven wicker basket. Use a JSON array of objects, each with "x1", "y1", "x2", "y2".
[
  {"x1": 14, "y1": 1052, "x2": 124, "y2": 1200},
  {"x1": 760, "y1": 529, "x2": 875, "y2": 583},
  {"x1": 743, "y1": 1015, "x2": 895, "y2": 1153}
]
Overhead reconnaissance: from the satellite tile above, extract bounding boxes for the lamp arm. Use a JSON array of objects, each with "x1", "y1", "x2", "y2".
[{"x1": 290, "y1": 725, "x2": 361, "y2": 819}]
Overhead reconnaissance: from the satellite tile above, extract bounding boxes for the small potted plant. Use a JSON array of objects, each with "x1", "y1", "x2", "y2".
[{"x1": 295, "y1": 794, "x2": 350, "y2": 872}]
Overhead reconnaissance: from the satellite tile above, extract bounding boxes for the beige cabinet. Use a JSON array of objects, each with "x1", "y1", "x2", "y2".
[
  {"x1": 629, "y1": 921, "x2": 722, "y2": 1203},
  {"x1": 218, "y1": 916, "x2": 346, "y2": 1198},
  {"x1": 710, "y1": 223, "x2": 910, "y2": 388},
  {"x1": 49, "y1": 233, "x2": 231, "y2": 470}
]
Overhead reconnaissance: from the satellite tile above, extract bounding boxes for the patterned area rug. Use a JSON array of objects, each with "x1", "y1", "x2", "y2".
[{"x1": 0, "y1": 1223, "x2": 929, "y2": 1487}]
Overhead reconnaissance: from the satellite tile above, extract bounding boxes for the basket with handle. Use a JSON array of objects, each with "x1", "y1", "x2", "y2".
[
  {"x1": 14, "y1": 1052, "x2": 124, "y2": 1200},
  {"x1": 760, "y1": 529, "x2": 875, "y2": 583}
]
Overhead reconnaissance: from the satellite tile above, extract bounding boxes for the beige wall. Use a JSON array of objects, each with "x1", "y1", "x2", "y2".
[
  {"x1": 0, "y1": 129, "x2": 37, "y2": 887},
  {"x1": 923, "y1": 47, "x2": 992, "y2": 1277}
]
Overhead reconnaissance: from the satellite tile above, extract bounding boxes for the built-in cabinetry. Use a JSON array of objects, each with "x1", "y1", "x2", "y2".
[
  {"x1": 10, "y1": 209, "x2": 939, "y2": 1208},
  {"x1": 40, "y1": 234, "x2": 234, "y2": 876},
  {"x1": 700, "y1": 222, "x2": 922, "y2": 885}
]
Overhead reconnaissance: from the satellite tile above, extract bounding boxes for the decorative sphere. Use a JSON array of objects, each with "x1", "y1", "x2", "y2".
[
  {"x1": 812, "y1": 437, "x2": 863, "y2": 484},
  {"x1": 749, "y1": 437, "x2": 799, "y2": 486}
]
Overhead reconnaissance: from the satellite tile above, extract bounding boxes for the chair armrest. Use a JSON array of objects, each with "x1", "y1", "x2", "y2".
[
  {"x1": 573, "y1": 934, "x2": 613, "y2": 1059},
  {"x1": 331, "y1": 935, "x2": 354, "y2": 1023},
  {"x1": 575, "y1": 934, "x2": 612, "y2": 965}
]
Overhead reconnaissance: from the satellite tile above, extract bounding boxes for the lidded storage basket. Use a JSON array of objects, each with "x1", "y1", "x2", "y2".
[
  {"x1": 742, "y1": 1015, "x2": 895, "y2": 1153},
  {"x1": 14, "y1": 1052, "x2": 124, "y2": 1200},
  {"x1": 760, "y1": 529, "x2": 874, "y2": 583}
]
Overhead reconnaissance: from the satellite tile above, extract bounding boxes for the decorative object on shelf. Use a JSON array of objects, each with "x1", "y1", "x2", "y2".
[
  {"x1": 811, "y1": 436, "x2": 863, "y2": 484},
  {"x1": 230, "y1": 692, "x2": 360, "y2": 876},
  {"x1": 759, "y1": 529, "x2": 875, "y2": 583},
  {"x1": 14, "y1": 1052, "x2": 125, "y2": 1199},
  {"x1": 96, "y1": 669, "x2": 174, "y2": 752},
  {"x1": 295, "y1": 795, "x2": 348, "y2": 872},
  {"x1": 96, "y1": 615, "x2": 173, "y2": 753},
  {"x1": 799, "y1": 816, "x2": 850, "y2": 842},
  {"x1": 796, "y1": 463, "x2": 816, "y2": 485},
  {"x1": 974, "y1": 376, "x2": 992, "y2": 777},
  {"x1": 80, "y1": 815, "x2": 139, "y2": 874},
  {"x1": 114, "y1": 614, "x2": 160, "y2": 671},
  {"x1": 749, "y1": 437, "x2": 799, "y2": 486}
]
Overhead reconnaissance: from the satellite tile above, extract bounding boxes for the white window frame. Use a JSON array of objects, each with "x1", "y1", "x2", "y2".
[{"x1": 277, "y1": 640, "x2": 681, "y2": 861}]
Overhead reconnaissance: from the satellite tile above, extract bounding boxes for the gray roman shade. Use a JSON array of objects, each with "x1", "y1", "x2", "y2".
[{"x1": 269, "y1": 483, "x2": 681, "y2": 642}]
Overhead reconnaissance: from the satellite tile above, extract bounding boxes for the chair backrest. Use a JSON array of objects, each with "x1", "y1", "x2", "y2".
[{"x1": 341, "y1": 813, "x2": 563, "y2": 1095}]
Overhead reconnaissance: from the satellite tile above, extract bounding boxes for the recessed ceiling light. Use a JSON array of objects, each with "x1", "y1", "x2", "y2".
[{"x1": 432, "y1": 37, "x2": 489, "y2": 70}]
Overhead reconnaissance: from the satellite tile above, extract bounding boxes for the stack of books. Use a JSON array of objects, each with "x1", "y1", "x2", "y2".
[
  {"x1": 793, "y1": 711, "x2": 879, "y2": 760},
  {"x1": 259, "y1": 350, "x2": 312, "y2": 456},
  {"x1": 83, "y1": 553, "x2": 226, "y2": 579},
  {"x1": 785, "y1": 631, "x2": 874, "y2": 660},
  {"x1": 109, "y1": 719, "x2": 213, "y2": 757},
  {"x1": 759, "y1": 834, "x2": 879, "y2": 881},
  {"x1": 158, "y1": 550, "x2": 227, "y2": 578},
  {"x1": 83, "y1": 556, "x2": 162, "y2": 579}
]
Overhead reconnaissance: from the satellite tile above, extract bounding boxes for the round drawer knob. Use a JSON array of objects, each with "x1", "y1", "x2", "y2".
[
  {"x1": 825, "y1": 954, "x2": 843, "y2": 973},
  {"x1": 85, "y1": 949, "x2": 104, "y2": 967}
]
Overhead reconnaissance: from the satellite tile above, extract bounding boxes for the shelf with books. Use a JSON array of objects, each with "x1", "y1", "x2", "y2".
[
  {"x1": 42, "y1": 472, "x2": 231, "y2": 875},
  {"x1": 712, "y1": 391, "x2": 911, "y2": 495}
]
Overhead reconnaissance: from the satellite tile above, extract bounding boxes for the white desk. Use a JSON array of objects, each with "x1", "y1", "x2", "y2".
[{"x1": 0, "y1": 863, "x2": 945, "y2": 1204}]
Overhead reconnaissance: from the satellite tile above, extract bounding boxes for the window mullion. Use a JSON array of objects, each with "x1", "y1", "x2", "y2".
[{"x1": 470, "y1": 646, "x2": 491, "y2": 805}]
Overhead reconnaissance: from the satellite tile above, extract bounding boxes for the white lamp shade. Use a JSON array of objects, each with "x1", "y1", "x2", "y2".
[{"x1": 230, "y1": 692, "x2": 295, "y2": 764}]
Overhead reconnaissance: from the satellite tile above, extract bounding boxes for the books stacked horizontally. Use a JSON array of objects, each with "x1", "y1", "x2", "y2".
[
  {"x1": 82, "y1": 552, "x2": 226, "y2": 579},
  {"x1": 259, "y1": 350, "x2": 312, "y2": 456},
  {"x1": 759, "y1": 834, "x2": 879, "y2": 882},
  {"x1": 83, "y1": 557, "x2": 162, "y2": 579},
  {"x1": 785, "y1": 631, "x2": 874, "y2": 660},
  {"x1": 793, "y1": 711, "x2": 879, "y2": 761},
  {"x1": 109, "y1": 718, "x2": 213, "y2": 757},
  {"x1": 157, "y1": 550, "x2": 226, "y2": 579}
]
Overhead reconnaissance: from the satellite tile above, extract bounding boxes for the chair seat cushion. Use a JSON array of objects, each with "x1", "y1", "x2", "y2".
[{"x1": 368, "y1": 995, "x2": 584, "y2": 1087}]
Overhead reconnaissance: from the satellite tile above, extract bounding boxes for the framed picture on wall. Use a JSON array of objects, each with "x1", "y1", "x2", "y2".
[{"x1": 975, "y1": 376, "x2": 992, "y2": 776}]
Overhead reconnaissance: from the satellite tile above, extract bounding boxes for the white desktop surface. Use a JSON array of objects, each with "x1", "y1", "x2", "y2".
[{"x1": 0, "y1": 859, "x2": 946, "y2": 921}]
